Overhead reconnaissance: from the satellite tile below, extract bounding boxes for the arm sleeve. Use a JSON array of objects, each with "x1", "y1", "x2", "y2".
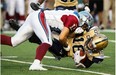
[{"x1": 61, "y1": 15, "x2": 79, "y2": 32}]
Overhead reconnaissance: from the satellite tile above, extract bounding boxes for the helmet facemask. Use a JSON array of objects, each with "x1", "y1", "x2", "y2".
[
  {"x1": 81, "y1": 23, "x2": 89, "y2": 31},
  {"x1": 85, "y1": 34, "x2": 108, "y2": 53}
]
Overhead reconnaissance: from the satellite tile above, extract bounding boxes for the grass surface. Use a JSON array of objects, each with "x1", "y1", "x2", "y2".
[{"x1": 1, "y1": 32, "x2": 115, "y2": 75}]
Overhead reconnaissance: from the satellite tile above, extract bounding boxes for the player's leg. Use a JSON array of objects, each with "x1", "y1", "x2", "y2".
[
  {"x1": 1, "y1": 24, "x2": 33, "y2": 47},
  {"x1": 1, "y1": 15, "x2": 33, "y2": 47},
  {"x1": 29, "y1": 10, "x2": 52, "y2": 70},
  {"x1": 11, "y1": 24, "x2": 33, "y2": 47},
  {"x1": 9, "y1": 19, "x2": 42, "y2": 45}
]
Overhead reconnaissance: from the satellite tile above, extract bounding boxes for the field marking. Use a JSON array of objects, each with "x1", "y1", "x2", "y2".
[
  {"x1": 104, "y1": 56, "x2": 110, "y2": 58},
  {"x1": 44, "y1": 55, "x2": 110, "y2": 59},
  {"x1": 44, "y1": 56, "x2": 55, "y2": 59},
  {"x1": 0, "y1": 55, "x2": 110, "y2": 60},
  {"x1": 1, "y1": 58, "x2": 111, "y2": 75},
  {"x1": 100, "y1": 30, "x2": 115, "y2": 33},
  {"x1": 109, "y1": 40, "x2": 116, "y2": 43},
  {"x1": 2, "y1": 29, "x2": 115, "y2": 34},
  {"x1": 1, "y1": 56, "x2": 18, "y2": 59}
]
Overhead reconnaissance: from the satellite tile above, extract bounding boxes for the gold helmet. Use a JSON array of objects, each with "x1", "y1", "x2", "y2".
[{"x1": 85, "y1": 34, "x2": 108, "y2": 53}]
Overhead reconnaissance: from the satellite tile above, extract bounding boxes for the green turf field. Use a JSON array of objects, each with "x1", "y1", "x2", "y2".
[{"x1": 1, "y1": 31, "x2": 115, "y2": 75}]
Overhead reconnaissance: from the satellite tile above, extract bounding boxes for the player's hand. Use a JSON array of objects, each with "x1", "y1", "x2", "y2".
[
  {"x1": 74, "y1": 50, "x2": 86, "y2": 68},
  {"x1": 84, "y1": 6, "x2": 90, "y2": 13},
  {"x1": 74, "y1": 27, "x2": 84, "y2": 34}
]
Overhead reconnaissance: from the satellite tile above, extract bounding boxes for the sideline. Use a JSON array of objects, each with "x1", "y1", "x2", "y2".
[{"x1": 1, "y1": 58, "x2": 111, "y2": 75}]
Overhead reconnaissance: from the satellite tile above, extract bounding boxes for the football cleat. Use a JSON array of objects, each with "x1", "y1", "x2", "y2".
[
  {"x1": 9, "y1": 19, "x2": 20, "y2": 31},
  {"x1": 29, "y1": 59, "x2": 47, "y2": 71},
  {"x1": 30, "y1": 2, "x2": 40, "y2": 11}
]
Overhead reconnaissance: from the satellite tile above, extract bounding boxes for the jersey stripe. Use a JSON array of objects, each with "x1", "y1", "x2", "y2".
[{"x1": 38, "y1": 11, "x2": 49, "y2": 41}]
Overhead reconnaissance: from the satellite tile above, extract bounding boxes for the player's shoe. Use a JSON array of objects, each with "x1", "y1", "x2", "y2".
[
  {"x1": 9, "y1": 19, "x2": 20, "y2": 31},
  {"x1": 29, "y1": 59, "x2": 47, "y2": 71},
  {"x1": 30, "y1": 2, "x2": 40, "y2": 11}
]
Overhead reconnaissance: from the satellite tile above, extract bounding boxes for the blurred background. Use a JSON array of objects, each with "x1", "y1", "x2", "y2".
[{"x1": 0, "y1": 0, "x2": 115, "y2": 32}]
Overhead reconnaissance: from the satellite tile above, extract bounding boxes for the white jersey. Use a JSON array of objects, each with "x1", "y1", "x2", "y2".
[{"x1": 44, "y1": 10, "x2": 79, "y2": 30}]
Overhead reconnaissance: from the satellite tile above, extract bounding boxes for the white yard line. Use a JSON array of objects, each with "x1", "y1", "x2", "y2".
[
  {"x1": 2, "y1": 31, "x2": 16, "y2": 34},
  {"x1": 104, "y1": 56, "x2": 110, "y2": 58},
  {"x1": 1, "y1": 58, "x2": 111, "y2": 75},
  {"x1": 1, "y1": 56, "x2": 18, "y2": 59},
  {"x1": 44, "y1": 56, "x2": 55, "y2": 59},
  {"x1": 109, "y1": 40, "x2": 116, "y2": 43},
  {"x1": 0, "y1": 55, "x2": 110, "y2": 60},
  {"x1": 100, "y1": 30, "x2": 116, "y2": 33},
  {"x1": 2, "y1": 29, "x2": 115, "y2": 34},
  {"x1": 44, "y1": 55, "x2": 110, "y2": 59}
]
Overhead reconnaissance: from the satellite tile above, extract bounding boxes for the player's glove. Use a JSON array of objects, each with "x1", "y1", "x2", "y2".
[
  {"x1": 63, "y1": 45, "x2": 70, "y2": 51},
  {"x1": 74, "y1": 50, "x2": 86, "y2": 68},
  {"x1": 30, "y1": 2, "x2": 40, "y2": 11},
  {"x1": 84, "y1": 3, "x2": 90, "y2": 12},
  {"x1": 74, "y1": 27, "x2": 84, "y2": 34},
  {"x1": 84, "y1": 6, "x2": 90, "y2": 13}
]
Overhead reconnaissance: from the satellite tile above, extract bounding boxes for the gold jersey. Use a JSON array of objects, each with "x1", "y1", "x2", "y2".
[{"x1": 54, "y1": 0, "x2": 78, "y2": 7}]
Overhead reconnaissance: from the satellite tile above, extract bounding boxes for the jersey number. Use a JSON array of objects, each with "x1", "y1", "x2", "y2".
[{"x1": 72, "y1": 37, "x2": 84, "y2": 53}]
